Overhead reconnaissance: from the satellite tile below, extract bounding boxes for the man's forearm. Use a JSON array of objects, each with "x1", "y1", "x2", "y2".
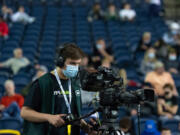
[{"x1": 21, "y1": 107, "x2": 50, "y2": 123}]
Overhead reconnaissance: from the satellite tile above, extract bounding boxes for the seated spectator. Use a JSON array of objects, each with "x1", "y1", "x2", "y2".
[
  {"x1": 21, "y1": 65, "x2": 48, "y2": 97},
  {"x1": 11, "y1": 6, "x2": 35, "y2": 24},
  {"x1": 140, "y1": 47, "x2": 158, "y2": 75},
  {"x1": 0, "y1": 15, "x2": 9, "y2": 39},
  {"x1": 147, "y1": 0, "x2": 162, "y2": 17},
  {"x1": 105, "y1": 4, "x2": 119, "y2": 21},
  {"x1": 1, "y1": 5, "x2": 13, "y2": 23},
  {"x1": 165, "y1": 48, "x2": 180, "y2": 74},
  {"x1": 137, "y1": 32, "x2": 152, "y2": 53},
  {"x1": 153, "y1": 39, "x2": 170, "y2": 61},
  {"x1": 141, "y1": 120, "x2": 160, "y2": 135},
  {"x1": 32, "y1": 65, "x2": 48, "y2": 81},
  {"x1": 87, "y1": 3, "x2": 104, "y2": 22},
  {"x1": 157, "y1": 84, "x2": 179, "y2": 120},
  {"x1": 80, "y1": 55, "x2": 99, "y2": 105},
  {"x1": 119, "y1": 68, "x2": 140, "y2": 88},
  {"x1": 163, "y1": 22, "x2": 180, "y2": 46},
  {"x1": 0, "y1": 48, "x2": 30, "y2": 75},
  {"x1": 161, "y1": 128, "x2": 172, "y2": 135},
  {"x1": 92, "y1": 38, "x2": 114, "y2": 68},
  {"x1": 145, "y1": 61, "x2": 178, "y2": 96},
  {"x1": 119, "y1": 3, "x2": 136, "y2": 21},
  {"x1": 0, "y1": 80, "x2": 24, "y2": 121}
]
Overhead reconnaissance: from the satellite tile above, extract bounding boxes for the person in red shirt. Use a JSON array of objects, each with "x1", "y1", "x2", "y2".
[
  {"x1": 0, "y1": 15, "x2": 9, "y2": 39},
  {"x1": 0, "y1": 80, "x2": 24, "y2": 120}
]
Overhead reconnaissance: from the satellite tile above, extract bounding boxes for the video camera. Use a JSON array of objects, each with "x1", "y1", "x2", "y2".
[{"x1": 82, "y1": 67, "x2": 154, "y2": 106}]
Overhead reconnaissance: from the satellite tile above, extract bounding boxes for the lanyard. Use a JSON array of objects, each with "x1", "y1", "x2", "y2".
[{"x1": 54, "y1": 69, "x2": 72, "y2": 114}]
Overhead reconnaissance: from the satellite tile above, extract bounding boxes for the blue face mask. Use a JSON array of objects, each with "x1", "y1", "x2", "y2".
[
  {"x1": 96, "y1": 44, "x2": 102, "y2": 49},
  {"x1": 148, "y1": 53, "x2": 155, "y2": 59},
  {"x1": 62, "y1": 65, "x2": 79, "y2": 78},
  {"x1": 169, "y1": 55, "x2": 177, "y2": 61}
]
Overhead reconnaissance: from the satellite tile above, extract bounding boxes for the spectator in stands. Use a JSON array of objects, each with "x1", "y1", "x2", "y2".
[
  {"x1": 119, "y1": 117, "x2": 132, "y2": 135},
  {"x1": 0, "y1": 48, "x2": 30, "y2": 75},
  {"x1": 140, "y1": 47, "x2": 158, "y2": 75},
  {"x1": 119, "y1": 3, "x2": 136, "y2": 21},
  {"x1": 153, "y1": 39, "x2": 170, "y2": 61},
  {"x1": 163, "y1": 22, "x2": 180, "y2": 46},
  {"x1": 11, "y1": 6, "x2": 35, "y2": 24},
  {"x1": 32, "y1": 65, "x2": 48, "y2": 81},
  {"x1": 21, "y1": 65, "x2": 48, "y2": 97},
  {"x1": 87, "y1": 3, "x2": 104, "y2": 22},
  {"x1": 0, "y1": 15, "x2": 9, "y2": 39},
  {"x1": 137, "y1": 32, "x2": 152, "y2": 53},
  {"x1": 157, "y1": 83, "x2": 179, "y2": 120},
  {"x1": 165, "y1": 48, "x2": 180, "y2": 74},
  {"x1": 0, "y1": 80, "x2": 24, "y2": 121},
  {"x1": 119, "y1": 69, "x2": 140, "y2": 88},
  {"x1": 161, "y1": 128, "x2": 172, "y2": 135},
  {"x1": 92, "y1": 38, "x2": 114, "y2": 68},
  {"x1": 1, "y1": 5, "x2": 13, "y2": 23},
  {"x1": 80, "y1": 55, "x2": 99, "y2": 105},
  {"x1": 105, "y1": 4, "x2": 119, "y2": 21},
  {"x1": 146, "y1": 0, "x2": 162, "y2": 16},
  {"x1": 141, "y1": 120, "x2": 160, "y2": 135},
  {"x1": 145, "y1": 61, "x2": 178, "y2": 96}
]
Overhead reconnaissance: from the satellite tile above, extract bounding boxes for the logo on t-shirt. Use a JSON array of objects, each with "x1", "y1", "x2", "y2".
[
  {"x1": 53, "y1": 90, "x2": 69, "y2": 95},
  {"x1": 75, "y1": 90, "x2": 80, "y2": 96}
]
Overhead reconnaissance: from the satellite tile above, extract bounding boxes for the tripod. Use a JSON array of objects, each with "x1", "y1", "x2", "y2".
[{"x1": 98, "y1": 120, "x2": 124, "y2": 135}]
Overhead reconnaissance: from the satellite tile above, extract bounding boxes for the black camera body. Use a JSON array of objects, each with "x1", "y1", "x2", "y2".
[{"x1": 82, "y1": 67, "x2": 154, "y2": 106}]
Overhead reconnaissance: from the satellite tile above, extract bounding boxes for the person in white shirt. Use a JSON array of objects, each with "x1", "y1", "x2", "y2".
[
  {"x1": 149, "y1": 0, "x2": 161, "y2": 6},
  {"x1": 11, "y1": 6, "x2": 35, "y2": 24},
  {"x1": 0, "y1": 48, "x2": 30, "y2": 74},
  {"x1": 119, "y1": 3, "x2": 136, "y2": 21},
  {"x1": 147, "y1": 0, "x2": 161, "y2": 16}
]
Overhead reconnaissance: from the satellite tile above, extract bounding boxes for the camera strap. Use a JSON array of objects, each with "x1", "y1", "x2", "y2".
[{"x1": 54, "y1": 69, "x2": 72, "y2": 114}]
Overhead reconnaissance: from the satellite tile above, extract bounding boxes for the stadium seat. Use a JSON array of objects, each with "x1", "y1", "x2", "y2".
[
  {"x1": 160, "y1": 119, "x2": 180, "y2": 132},
  {"x1": 133, "y1": 118, "x2": 158, "y2": 135},
  {"x1": 0, "y1": 118, "x2": 22, "y2": 131}
]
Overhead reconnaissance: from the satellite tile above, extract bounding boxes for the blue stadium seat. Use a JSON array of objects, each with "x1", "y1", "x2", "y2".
[
  {"x1": 13, "y1": 74, "x2": 30, "y2": 93},
  {"x1": 133, "y1": 118, "x2": 158, "y2": 135},
  {"x1": 160, "y1": 119, "x2": 180, "y2": 132},
  {"x1": 0, "y1": 74, "x2": 9, "y2": 94},
  {"x1": 0, "y1": 118, "x2": 22, "y2": 131}
]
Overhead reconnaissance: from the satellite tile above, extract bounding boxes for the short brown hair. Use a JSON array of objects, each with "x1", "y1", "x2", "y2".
[
  {"x1": 119, "y1": 117, "x2": 131, "y2": 130},
  {"x1": 58, "y1": 43, "x2": 85, "y2": 60},
  {"x1": 163, "y1": 83, "x2": 173, "y2": 91}
]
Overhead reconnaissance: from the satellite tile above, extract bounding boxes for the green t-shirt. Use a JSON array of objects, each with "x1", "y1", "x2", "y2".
[{"x1": 24, "y1": 73, "x2": 80, "y2": 135}]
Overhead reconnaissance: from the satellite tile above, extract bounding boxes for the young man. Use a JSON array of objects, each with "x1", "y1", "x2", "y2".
[{"x1": 21, "y1": 44, "x2": 96, "y2": 135}]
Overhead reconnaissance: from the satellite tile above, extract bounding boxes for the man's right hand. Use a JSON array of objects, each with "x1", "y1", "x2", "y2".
[{"x1": 47, "y1": 114, "x2": 66, "y2": 127}]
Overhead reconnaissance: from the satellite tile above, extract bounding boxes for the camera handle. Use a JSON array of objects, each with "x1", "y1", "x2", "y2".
[{"x1": 137, "y1": 104, "x2": 141, "y2": 135}]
